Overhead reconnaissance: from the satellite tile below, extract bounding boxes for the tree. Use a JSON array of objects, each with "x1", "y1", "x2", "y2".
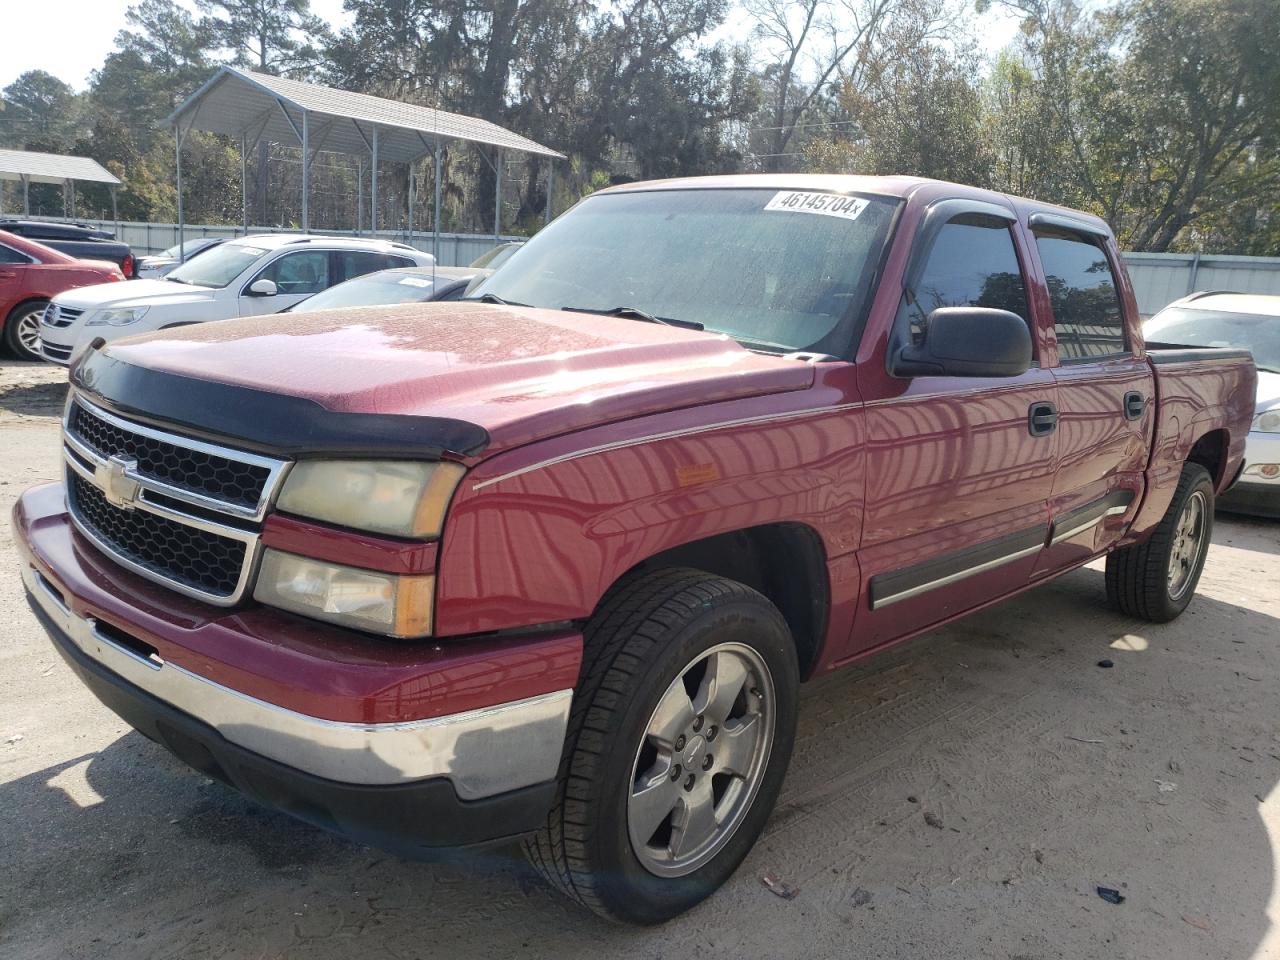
[
  {"x1": 742, "y1": 0, "x2": 898, "y2": 171},
  {"x1": 0, "y1": 71, "x2": 84, "y2": 151},
  {"x1": 983, "y1": 0, "x2": 1280, "y2": 251},
  {"x1": 198, "y1": 0, "x2": 330, "y2": 75},
  {"x1": 808, "y1": 0, "x2": 991, "y2": 183}
]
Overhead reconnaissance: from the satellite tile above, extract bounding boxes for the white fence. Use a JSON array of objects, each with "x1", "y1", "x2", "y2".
[
  {"x1": 1120, "y1": 252, "x2": 1280, "y2": 317},
  {"x1": 18, "y1": 215, "x2": 1280, "y2": 314}
]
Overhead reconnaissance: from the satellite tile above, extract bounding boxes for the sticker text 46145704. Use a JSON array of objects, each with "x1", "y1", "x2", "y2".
[{"x1": 763, "y1": 191, "x2": 869, "y2": 221}]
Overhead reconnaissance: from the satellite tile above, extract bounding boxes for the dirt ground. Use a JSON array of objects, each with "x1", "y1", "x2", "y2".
[{"x1": 1, "y1": 357, "x2": 1278, "y2": 960}]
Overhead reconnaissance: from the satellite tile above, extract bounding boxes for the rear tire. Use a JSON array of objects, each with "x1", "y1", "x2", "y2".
[
  {"x1": 524, "y1": 567, "x2": 799, "y2": 924},
  {"x1": 3, "y1": 300, "x2": 48, "y2": 361},
  {"x1": 1105, "y1": 463, "x2": 1214, "y2": 622}
]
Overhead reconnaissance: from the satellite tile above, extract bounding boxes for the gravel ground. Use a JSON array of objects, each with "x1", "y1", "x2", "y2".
[{"x1": 2, "y1": 358, "x2": 1278, "y2": 960}]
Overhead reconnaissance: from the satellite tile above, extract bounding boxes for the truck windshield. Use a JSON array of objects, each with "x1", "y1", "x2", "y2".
[
  {"x1": 467, "y1": 188, "x2": 899, "y2": 355},
  {"x1": 166, "y1": 242, "x2": 267, "y2": 288},
  {"x1": 1145, "y1": 308, "x2": 1280, "y2": 373}
]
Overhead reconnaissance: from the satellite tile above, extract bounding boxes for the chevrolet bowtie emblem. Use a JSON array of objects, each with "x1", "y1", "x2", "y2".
[{"x1": 95, "y1": 455, "x2": 142, "y2": 509}]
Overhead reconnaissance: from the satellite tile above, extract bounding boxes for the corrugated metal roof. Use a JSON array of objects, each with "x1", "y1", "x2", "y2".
[
  {"x1": 168, "y1": 67, "x2": 563, "y2": 161},
  {"x1": 0, "y1": 148, "x2": 122, "y2": 186}
]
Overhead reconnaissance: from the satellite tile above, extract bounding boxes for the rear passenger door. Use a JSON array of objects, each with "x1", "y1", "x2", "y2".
[
  {"x1": 854, "y1": 201, "x2": 1059, "y2": 651},
  {"x1": 1031, "y1": 217, "x2": 1153, "y2": 573},
  {"x1": 336, "y1": 251, "x2": 416, "y2": 284}
]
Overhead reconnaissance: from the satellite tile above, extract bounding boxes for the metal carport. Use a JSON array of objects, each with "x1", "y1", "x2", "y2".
[
  {"x1": 165, "y1": 67, "x2": 564, "y2": 261},
  {"x1": 0, "y1": 148, "x2": 123, "y2": 221}
]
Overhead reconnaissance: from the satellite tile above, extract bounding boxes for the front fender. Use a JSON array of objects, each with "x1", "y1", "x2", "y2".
[{"x1": 433, "y1": 393, "x2": 865, "y2": 637}]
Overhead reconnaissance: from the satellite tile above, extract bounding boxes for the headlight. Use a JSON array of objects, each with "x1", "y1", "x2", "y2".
[
  {"x1": 87, "y1": 306, "x2": 150, "y2": 326},
  {"x1": 276, "y1": 460, "x2": 465, "y2": 538},
  {"x1": 254, "y1": 549, "x2": 435, "y2": 637},
  {"x1": 1253, "y1": 410, "x2": 1280, "y2": 433}
]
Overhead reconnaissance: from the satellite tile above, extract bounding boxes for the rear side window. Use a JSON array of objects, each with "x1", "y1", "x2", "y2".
[
  {"x1": 0, "y1": 243, "x2": 32, "y2": 264},
  {"x1": 900, "y1": 216, "x2": 1030, "y2": 349},
  {"x1": 1035, "y1": 229, "x2": 1127, "y2": 360},
  {"x1": 337, "y1": 251, "x2": 411, "y2": 282}
]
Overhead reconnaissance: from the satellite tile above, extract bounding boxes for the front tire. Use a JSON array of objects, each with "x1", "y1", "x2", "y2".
[
  {"x1": 525, "y1": 568, "x2": 799, "y2": 924},
  {"x1": 1106, "y1": 463, "x2": 1214, "y2": 622},
  {"x1": 4, "y1": 300, "x2": 49, "y2": 361}
]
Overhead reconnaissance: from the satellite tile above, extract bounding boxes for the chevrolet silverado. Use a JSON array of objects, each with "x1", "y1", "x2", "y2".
[{"x1": 13, "y1": 175, "x2": 1257, "y2": 923}]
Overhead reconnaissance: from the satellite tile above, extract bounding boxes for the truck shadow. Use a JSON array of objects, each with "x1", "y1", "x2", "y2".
[
  {"x1": 0, "y1": 364, "x2": 68, "y2": 419},
  {"x1": 3, "y1": 552, "x2": 1278, "y2": 959}
]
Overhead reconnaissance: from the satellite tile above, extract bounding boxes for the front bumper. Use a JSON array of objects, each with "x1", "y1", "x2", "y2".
[{"x1": 15, "y1": 483, "x2": 581, "y2": 849}]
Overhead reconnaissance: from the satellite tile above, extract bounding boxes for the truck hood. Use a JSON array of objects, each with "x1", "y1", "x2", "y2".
[
  {"x1": 96, "y1": 302, "x2": 816, "y2": 454},
  {"x1": 57, "y1": 278, "x2": 215, "y2": 309}
]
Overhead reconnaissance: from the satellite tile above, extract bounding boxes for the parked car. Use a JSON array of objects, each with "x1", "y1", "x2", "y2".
[
  {"x1": 1145, "y1": 291, "x2": 1280, "y2": 517},
  {"x1": 286, "y1": 265, "x2": 487, "y2": 313},
  {"x1": 469, "y1": 240, "x2": 523, "y2": 269},
  {"x1": 0, "y1": 230, "x2": 124, "y2": 361},
  {"x1": 14, "y1": 176, "x2": 1256, "y2": 924},
  {"x1": 37, "y1": 234, "x2": 434, "y2": 365},
  {"x1": 134, "y1": 237, "x2": 226, "y2": 279},
  {"x1": 0, "y1": 219, "x2": 135, "y2": 279}
]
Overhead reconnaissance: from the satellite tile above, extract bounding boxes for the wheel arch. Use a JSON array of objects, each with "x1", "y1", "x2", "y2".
[
  {"x1": 5, "y1": 295, "x2": 50, "y2": 324},
  {"x1": 618, "y1": 522, "x2": 831, "y2": 680},
  {"x1": 1186, "y1": 427, "x2": 1230, "y2": 492}
]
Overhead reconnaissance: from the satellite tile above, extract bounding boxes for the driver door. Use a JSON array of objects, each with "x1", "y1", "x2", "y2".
[{"x1": 851, "y1": 203, "x2": 1058, "y2": 653}]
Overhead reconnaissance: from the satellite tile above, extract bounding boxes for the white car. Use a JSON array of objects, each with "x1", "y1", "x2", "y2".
[
  {"x1": 39, "y1": 234, "x2": 433, "y2": 365},
  {"x1": 1145, "y1": 291, "x2": 1280, "y2": 517}
]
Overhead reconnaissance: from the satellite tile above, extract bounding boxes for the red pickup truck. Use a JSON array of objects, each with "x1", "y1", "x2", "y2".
[{"x1": 13, "y1": 176, "x2": 1256, "y2": 923}]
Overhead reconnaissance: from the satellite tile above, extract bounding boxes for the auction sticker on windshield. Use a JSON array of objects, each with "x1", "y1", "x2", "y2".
[{"x1": 764, "y1": 191, "x2": 868, "y2": 221}]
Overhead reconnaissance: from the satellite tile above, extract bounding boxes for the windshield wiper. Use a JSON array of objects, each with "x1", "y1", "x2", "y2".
[
  {"x1": 562, "y1": 305, "x2": 704, "y2": 331},
  {"x1": 463, "y1": 292, "x2": 531, "y2": 307}
]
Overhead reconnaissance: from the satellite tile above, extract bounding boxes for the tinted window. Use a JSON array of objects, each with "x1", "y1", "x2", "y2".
[
  {"x1": 901, "y1": 217, "x2": 1030, "y2": 348},
  {"x1": 260, "y1": 251, "x2": 330, "y2": 295},
  {"x1": 1035, "y1": 229, "x2": 1126, "y2": 360},
  {"x1": 0, "y1": 243, "x2": 31, "y2": 264},
  {"x1": 336, "y1": 251, "x2": 414, "y2": 282}
]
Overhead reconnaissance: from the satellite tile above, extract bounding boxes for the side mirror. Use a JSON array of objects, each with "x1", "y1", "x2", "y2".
[
  {"x1": 248, "y1": 278, "x2": 278, "y2": 297},
  {"x1": 891, "y1": 306, "x2": 1032, "y2": 378}
]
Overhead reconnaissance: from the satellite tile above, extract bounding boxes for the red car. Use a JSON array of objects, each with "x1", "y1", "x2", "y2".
[
  {"x1": 1, "y1": 230, "x2": 124, "y2": 361},
  {"x1": 13, "y1": 176, "x2": 1257, "y2": 923}
]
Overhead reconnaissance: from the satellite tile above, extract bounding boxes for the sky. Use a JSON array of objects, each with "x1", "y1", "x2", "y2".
[{"x1": 0, "y1": 0, "x2": 1022, "y2": 93}]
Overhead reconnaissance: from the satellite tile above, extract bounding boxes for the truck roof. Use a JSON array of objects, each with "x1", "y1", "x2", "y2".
[{"x1": 598, "y1": 174, "x2": 1113, "y2": 235}]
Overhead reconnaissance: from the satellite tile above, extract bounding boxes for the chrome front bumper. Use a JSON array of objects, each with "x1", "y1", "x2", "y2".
[{"x1": 22, "y1": 560, "x2": 572, "y2": 800}]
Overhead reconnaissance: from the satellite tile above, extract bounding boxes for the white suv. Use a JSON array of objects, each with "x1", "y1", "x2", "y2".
[{"x1": 39, "y1": 234, "x2": 433, "y2": 365}]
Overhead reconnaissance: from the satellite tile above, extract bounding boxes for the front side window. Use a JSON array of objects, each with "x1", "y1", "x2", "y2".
[
  {"x1": 258, "y1": 251, "x2": 330, "y2": 295},
  {"x1": 1035, "y1": 229, "x2": 1127, "y2": 360},
  {"x1": 468, "y1": 188, "x2": 900, "y2": 356},
  {"x1": 900, "y1": 216, "x2": 1031, "y2": 350}
]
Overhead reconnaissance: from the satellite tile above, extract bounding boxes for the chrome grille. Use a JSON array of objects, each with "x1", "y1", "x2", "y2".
[
  {"x1": 69, "y1": 402, "x2": 271, "y2": 510},
  {"x1": 43, "y1": 304, "x2": 83, "y2": 328},
  {"x1": 62, "y1": 393, "x2": 289, "y2": 605}
]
